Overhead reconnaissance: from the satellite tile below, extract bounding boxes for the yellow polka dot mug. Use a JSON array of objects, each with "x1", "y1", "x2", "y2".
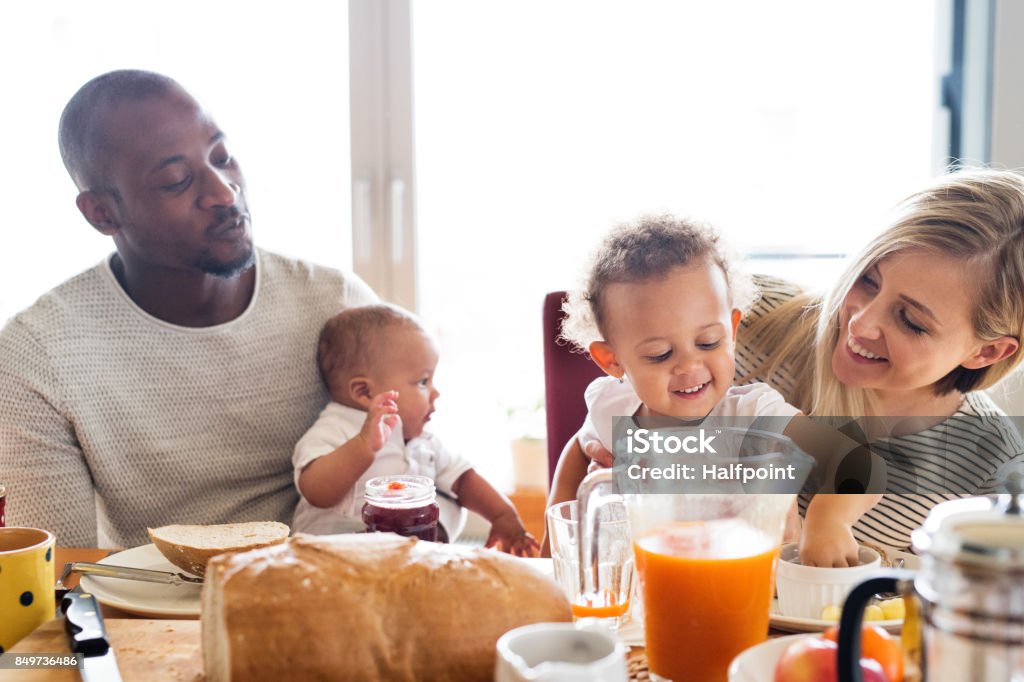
[{"x1": 0, "y1": 527, "x2": 56, "y2": 653}]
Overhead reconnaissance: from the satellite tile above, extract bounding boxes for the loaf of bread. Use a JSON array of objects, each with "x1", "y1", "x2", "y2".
[
  {"x1": 202, "y1": 533, "x2": 571, "y2": 681},
  {"x1": 148, "y1": 521, "x2": 289, "y2": 577}
]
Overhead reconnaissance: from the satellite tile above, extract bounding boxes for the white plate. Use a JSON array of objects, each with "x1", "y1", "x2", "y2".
[
  {"x1": 769, "y1": 548, "x2": 920, "y2": 634},
  {"x1": 728, "y1": 634, "x2": 812, "y2": 682},
  {"x1": 79, "y1": 544, "x2": 201, "y2": 617}
]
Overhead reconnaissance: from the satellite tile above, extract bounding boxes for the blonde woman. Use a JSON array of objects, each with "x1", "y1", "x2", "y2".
[{"x1": 576, "y1": 168, "x2": 1024, "y2": 565}]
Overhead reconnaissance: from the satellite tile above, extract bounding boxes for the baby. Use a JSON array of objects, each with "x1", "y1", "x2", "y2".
[
  {"x1": 293, "y1": 303, "x2": 538, "y2": 556},
  {"x1": 548, "y1": 215, "x2": 874, "y2": 558}
]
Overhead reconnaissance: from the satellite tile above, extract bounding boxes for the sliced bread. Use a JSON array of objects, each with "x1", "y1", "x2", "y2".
[{"x1": 148, "y1": 521, "x2": 290, "y2": 577}]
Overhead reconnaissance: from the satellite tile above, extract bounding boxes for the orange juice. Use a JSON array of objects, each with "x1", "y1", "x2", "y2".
[
  {"x1": 634, "y1": 519, "x2": 779, "y2": 682},
  {"x1": 571, "y1": 590, "x2": 630, "y2": 619}
]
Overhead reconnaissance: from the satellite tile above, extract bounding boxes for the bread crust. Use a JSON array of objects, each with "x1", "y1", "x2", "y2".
[
  {"x1": 202, "y1": 533, "x2": 572, "y2": 681},
  {"x1": 148, "y1": 522, "x2": 289, "y2": 577}
]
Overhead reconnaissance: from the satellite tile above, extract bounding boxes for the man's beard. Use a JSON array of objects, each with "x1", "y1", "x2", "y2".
[{"x1": 197, "y1": 240, "x2": 256, "y2": 278}]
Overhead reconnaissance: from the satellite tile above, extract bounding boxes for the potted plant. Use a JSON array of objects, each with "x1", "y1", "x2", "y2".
[{"x1": 506, "y1": 399, "x2": 548, "y2": 492}]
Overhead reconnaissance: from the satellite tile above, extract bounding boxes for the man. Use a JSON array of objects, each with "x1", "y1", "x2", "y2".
[{"x1": 0, "y1": 70, "x2": 376, "y2": 547}]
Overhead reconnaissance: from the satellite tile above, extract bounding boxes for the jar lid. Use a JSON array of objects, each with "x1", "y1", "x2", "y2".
[
  {"x1": 364, "y1": 475, "x2": 436, "y2": 507},
  {"x1": 911, "y1": 494, "x2": 1024, "y2": 568}
]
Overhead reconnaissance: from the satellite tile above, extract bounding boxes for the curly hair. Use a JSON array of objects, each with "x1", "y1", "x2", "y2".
[{"x1": 560, "y1": 214, "x2": 756, "y2": 352}]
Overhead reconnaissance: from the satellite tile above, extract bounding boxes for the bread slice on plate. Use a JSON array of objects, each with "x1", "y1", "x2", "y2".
[{"x1": 148, "y1": 521, "x2": 290, "y2": 577}]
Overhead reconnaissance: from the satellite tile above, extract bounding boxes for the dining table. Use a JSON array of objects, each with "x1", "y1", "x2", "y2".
[
  {"x1": 6, "y1": 548, "x2": 202, "y2": 682},
  {"x1": 5, "y1": 547, "x2": 797, "y2": 681}
]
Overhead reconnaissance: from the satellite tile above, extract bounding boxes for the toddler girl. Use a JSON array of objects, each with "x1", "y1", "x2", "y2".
[{"x1": 546, "y1": 215, "x2": 887, "y2": 563}]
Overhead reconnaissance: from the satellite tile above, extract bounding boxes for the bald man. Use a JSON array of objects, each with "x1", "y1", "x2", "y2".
[{"x1": 0, "y1": 70, "x2": 376, "y2": 547}]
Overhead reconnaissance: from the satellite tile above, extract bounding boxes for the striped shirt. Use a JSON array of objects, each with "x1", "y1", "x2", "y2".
[{"x1": 736, "y1": 275, "x2": 1024, "y2": 550}]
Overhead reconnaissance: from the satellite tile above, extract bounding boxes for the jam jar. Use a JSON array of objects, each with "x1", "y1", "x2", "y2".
[{"x1": 362, "y1": 475, "x2": 441, "y2": 542}]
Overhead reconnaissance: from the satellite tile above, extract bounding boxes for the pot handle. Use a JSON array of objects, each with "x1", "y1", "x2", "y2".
[{"x1": 837, "y1": 570, "x2": 916, "y2": 682}]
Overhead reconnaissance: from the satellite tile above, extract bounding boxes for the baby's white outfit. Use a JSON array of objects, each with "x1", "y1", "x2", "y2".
[{"x1": 292, "y1": 401, "x2": 472, "y2": 535}]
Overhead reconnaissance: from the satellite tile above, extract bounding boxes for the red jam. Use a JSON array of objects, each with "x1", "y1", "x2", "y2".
[
  {"x1": 362, "y1": 475, "x2": 441, "y2": 542},
  {"x1": 0, "y1": 484, "x2": 6, "y2": 527}
]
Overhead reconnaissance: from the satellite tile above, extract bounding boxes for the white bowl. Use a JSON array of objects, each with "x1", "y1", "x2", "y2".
[
  {"x1": 775, "y1": 543, "x2": 881, "y2": 619},
  {"x1": 729, "y1": 634, "x2": 812, "y2": 682}
]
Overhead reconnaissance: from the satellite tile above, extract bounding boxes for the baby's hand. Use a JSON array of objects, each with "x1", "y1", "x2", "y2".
[
  {"x1": 799, "y1": 512, "x2": 860, "y2": 568},
  {"x1": 360, "y1": 391, "x2": 399, "y2": 452},
  {"x1": 486, "y1": 510, "x2": 540, "y2": 558}
]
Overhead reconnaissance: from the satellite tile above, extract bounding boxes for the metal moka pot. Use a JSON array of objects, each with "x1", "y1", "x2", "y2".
[{"x1": 838, "y1": 478, "x2": 1024, "y2": 682}]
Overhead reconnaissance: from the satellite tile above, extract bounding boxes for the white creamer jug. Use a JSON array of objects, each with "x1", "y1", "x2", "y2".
[{"x1": 494, "y1": 621, "x2": 628, "y2": 682}]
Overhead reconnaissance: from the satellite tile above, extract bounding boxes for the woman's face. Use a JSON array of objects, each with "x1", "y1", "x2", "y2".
[{"x1": 832, "y1": 250, "x2": 992, "y2": 399}]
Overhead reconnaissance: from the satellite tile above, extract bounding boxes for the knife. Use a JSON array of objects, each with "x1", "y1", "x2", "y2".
[
  {"x1": 70, "y1": 561, "x2": 203, "y2": 586},
  {"x1": 62, "y1": 587, "x2": 124, "y2": 682}
]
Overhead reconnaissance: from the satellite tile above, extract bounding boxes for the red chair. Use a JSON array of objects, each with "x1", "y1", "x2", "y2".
[{"x1": 542, "y1": 292, "x2": 604, "y2": 486}]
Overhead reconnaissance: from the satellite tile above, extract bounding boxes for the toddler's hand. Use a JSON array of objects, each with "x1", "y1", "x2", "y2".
[
  {"x1": 486, "y1": 510, "x2": 540, "y2": 558},
  {"x1": 360, "y1": 390, "x2": 399, "y2": 453},
  {"x1": 581, "y1": 439, "x2": 614, "y2": 469},
  {"x1": 799, "y1": 512, "x2": 860, "y2": 568}
]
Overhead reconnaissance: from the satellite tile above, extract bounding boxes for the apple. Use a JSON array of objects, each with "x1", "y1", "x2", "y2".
[
  {"x1": 774, "y1": 635, "x2": 889, "y2": 682},
  {"x1": 824, "y1": 624, "x2": 903, "y2": 682}
]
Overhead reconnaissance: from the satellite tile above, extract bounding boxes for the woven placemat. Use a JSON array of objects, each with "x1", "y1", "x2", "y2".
[{"x1": 627, "y1": 646, "x2": 651, "y2": 681}]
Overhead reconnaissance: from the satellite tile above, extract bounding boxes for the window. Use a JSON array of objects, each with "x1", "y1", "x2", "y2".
[
  {"x1": 10, "y1": 2, "x2": 1006, "y2": 490},
  {"x1": 410, "y1": 2, "x2": 940, "y2": 485}
]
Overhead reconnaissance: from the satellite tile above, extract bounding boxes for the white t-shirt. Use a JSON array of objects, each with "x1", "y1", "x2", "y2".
[
  {"x1": 292, "y1": 401, "x2": 473, "y2": 534},
  {"x1": 579, "y1": 375, "x2": 801, "y2": 452}
]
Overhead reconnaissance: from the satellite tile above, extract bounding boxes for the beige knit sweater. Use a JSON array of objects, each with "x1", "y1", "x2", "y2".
[{"x1": 0, "y1": 250, "x2": 376, "y2": 547}]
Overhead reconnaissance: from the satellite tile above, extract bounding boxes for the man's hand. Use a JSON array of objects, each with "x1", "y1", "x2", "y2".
[
  {"x1": 485, "y1": 509, "x2": 540, "y2": 558},
  {"x1": 359, "y1": 390, "x2": 399, "y2": 452}
]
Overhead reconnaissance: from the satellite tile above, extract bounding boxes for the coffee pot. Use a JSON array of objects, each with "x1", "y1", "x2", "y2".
[{"x1": 838, "y1": 483, "x2": 1024, "y2": 681}]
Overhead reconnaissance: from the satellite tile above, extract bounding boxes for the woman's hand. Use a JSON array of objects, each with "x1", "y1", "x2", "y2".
[
  {"x1": 798, "y1": 506, "x2": 860, "y2": 567},
  {"x1": 798, "y1": 493, "x2": 882, "y2": 567}
]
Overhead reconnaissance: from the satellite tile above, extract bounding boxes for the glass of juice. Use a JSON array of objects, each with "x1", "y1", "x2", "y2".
[
  {"x1": 546, "y1": 499, "x2": 634, "y2": 629},
  {"x1": 577, "y1": 427, "x2": 813, "y2": 682},
  {"x1": 632, "y1": 514, "x2": 781, "y2": 681}
]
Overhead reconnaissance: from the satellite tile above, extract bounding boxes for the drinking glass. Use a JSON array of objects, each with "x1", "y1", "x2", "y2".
[{"x1": 546, "y1": 499, "x2": 634, "y2": 628}]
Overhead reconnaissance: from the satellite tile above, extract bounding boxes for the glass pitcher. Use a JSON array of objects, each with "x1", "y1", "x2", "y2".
[{"x1": 576, "y1": 426, "x2": 813, "y2": 682}]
